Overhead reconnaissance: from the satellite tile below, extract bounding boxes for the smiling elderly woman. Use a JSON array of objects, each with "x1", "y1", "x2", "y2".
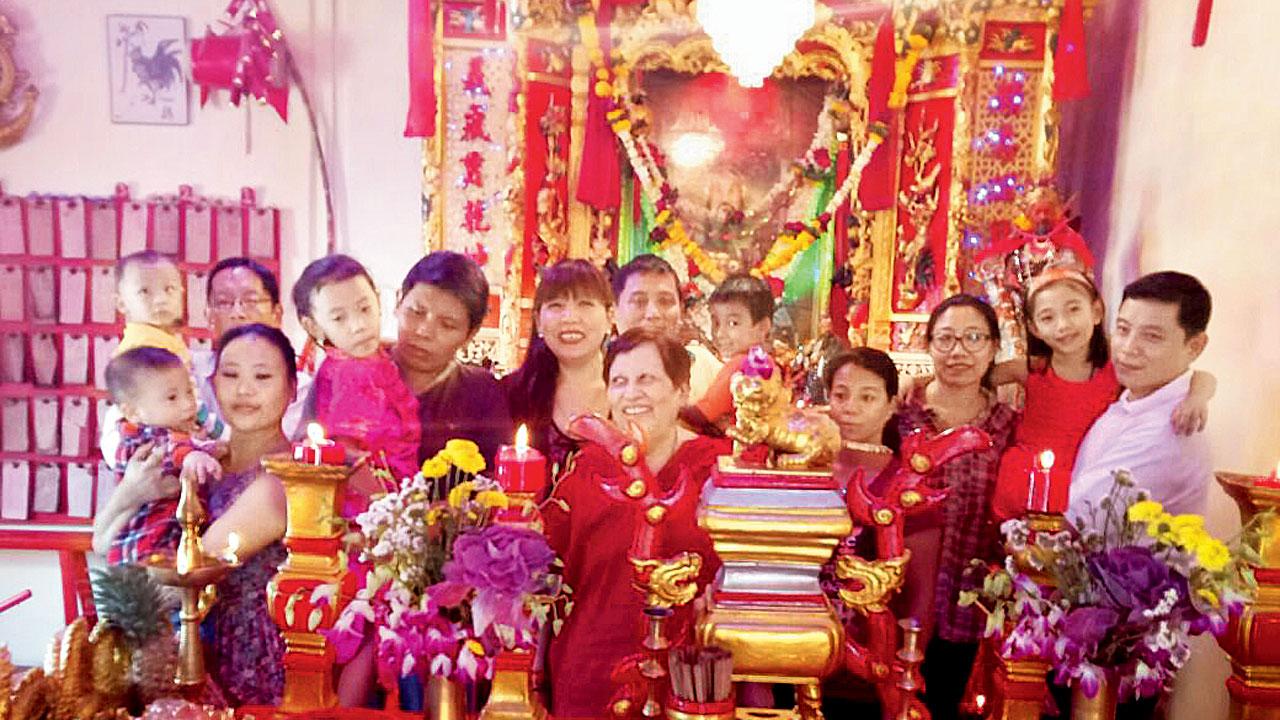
[{"x1": 540, "y1": 327, "x2": 730, "y2": 718}]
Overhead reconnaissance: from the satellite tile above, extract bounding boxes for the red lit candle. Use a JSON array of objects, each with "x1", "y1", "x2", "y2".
[
  {"x1": 1026, "y1": 449, "x2": 1056, "y2": 513},
  {"x1": 293, "y1": 422, "x2": 346, "y2": 465},
  {"x1": 1259, "y1": 460, "x2": 1280, "y2": 488},
  {"x1": 496, "y1": 425, "x2": 547, "y2": 496}
]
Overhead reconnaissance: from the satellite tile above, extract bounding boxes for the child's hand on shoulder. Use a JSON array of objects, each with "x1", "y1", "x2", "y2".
[
  {"x1": 897, "y1": 373, "x2": 932, "y2": 402},
  {"x1": 182, "y1": 450, "x2": 223, "y2": 484},
  {"x1": 1171, "y1": 396, "x2": 1209, "y2": 436}
]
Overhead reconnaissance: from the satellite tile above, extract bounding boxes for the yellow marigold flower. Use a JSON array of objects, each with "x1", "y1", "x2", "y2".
[
  {"x1": 421, "y1": 456, "x2": 449, "y2": 479},
  {"x1": 1144, "y1": 511, "x2": 1174, "y2": 539},
  {"x1": 444, "y1": 439, "x2": 486, "y2": 474},
  {"x1": 1197, "y1": 538, "x2": 1231, "y2": 572},
  {"x1": 448, "y1": 481, "x2": 475, "y2": 509},
  {"x1": 476, "y1": 490, "x2": 509, "y2": 509},
  {"x1": 465, "y1": 638, "x2": 486, "y2": 657},
  {"x1": 1170, "y1": 515, "x2": 1208, "y2": 549},
  {"x1": 613, "y1": 119, "x2": 632, "y2": 133},
  {"x1": 1127, "y1": 500, "x2": 1165, "y2": 523},
  {"x1": 425, "y1": 506, "x2": 446, "y2": 525},
  {"x1": 654, "y1": 209, "x2": 671, "y2": 225}
]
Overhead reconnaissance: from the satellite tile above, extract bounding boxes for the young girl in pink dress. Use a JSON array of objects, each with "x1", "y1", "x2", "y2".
[
  {"x1": 293, "y1": 255, "x2": 421, "y2": 483},
  {"x1": 989, "y1": 265, "x2": 1214, "y2": 520}
]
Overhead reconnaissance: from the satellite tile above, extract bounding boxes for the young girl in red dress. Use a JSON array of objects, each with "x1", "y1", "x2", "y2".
[{"x1": 989, "y1": 266, "x2": 1214, "y2": 519}]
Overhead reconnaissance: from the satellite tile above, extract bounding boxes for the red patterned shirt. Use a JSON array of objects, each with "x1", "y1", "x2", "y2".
[{"x1": 897, "y1": 389, "x2": 1018, "y2": 643}]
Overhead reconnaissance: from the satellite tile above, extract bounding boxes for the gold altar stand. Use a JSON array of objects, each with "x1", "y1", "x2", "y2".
[
  {"x1": 697, "y1": 457, "x2": 852, "y2": 720},
  {"x1": 1217, "y1": 472, "x2": 1280, "y2": 720}
]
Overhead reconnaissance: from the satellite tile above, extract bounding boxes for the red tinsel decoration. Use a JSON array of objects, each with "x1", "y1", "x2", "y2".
[{"x1": 190, "y1": 0, "x2": 289, "y2": 120}]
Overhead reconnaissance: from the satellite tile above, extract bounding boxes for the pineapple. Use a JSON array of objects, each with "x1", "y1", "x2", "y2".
[
  {"x1": 55, "y1": 617, "x2": 92, "y2": 719},
  {"x1": 90, "y1": 566, "x2": 179, "y2": 705},
  {"x1": 0, "y1": 644, "x2": 12, "y2": 720},
  {"x1": 8, "y1": 667, "x2": 49, "y2": 720},
  {"x1": 88, "y1": 623, "x2": 131, "y2": 709}
]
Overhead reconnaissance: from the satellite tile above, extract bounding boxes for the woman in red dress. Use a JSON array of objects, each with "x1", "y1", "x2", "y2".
[{"x1": 541, "y1": 328, "x2": 731, "y2": 718}]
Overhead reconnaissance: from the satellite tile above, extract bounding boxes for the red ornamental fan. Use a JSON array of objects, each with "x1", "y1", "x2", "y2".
[{"x1": 190, "y1": 0, "x2": 290, "y2": 120}]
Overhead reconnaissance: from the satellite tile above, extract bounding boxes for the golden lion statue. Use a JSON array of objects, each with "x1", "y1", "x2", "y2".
[{"x1": 727, "y1": 346, "x2": 841, "y2": 470}]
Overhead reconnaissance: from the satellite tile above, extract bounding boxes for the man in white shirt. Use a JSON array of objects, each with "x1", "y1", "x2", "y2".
[
  {"x1": 611, "y1": 254, "x2": 723, "y2": 399},
  {"x1": 1069, "y1": 271, "x2": 1212, "y2": 521}
]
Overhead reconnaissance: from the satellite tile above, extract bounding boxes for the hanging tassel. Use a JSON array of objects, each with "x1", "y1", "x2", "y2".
[
  {"x1": 404, "y1": 0, "x2": 437, "y2": 137},
  {"x1": 575, "y1": 1, "x2": 622, "y2": 210},
  {"x1": 1053, "y1": 0, "x2": 1090, "y2": 100},
  {"x1": 1192, "y1": 0, "x2": 1214, "y2": 47}
]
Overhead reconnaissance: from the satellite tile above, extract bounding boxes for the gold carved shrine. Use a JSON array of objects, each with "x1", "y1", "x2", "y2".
[{"x1": 418, "y1": 1, "x2": 1091, "y2": 371}]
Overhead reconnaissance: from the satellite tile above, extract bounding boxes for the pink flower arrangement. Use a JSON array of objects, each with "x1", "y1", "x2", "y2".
[{"x1": 331, "y1": 441, "x2": 570, "y2": 686}]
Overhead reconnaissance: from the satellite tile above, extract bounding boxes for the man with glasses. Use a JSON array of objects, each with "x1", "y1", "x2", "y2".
[
  {"x1": 100, "y1": 258, "x2": 312, "y2": 461},
  {"x1": 1069, "y1": 271, "x2": 1213, "y2": 521},
  {"x1": 197, "y1": 257, "x2": 312, "y2": 438}
]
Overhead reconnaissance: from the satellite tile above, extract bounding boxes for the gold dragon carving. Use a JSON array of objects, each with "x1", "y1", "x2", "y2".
[
  {"x1": 535, "y1": 100, "x2": 570, "y2": 263},
  {"x1": 0, "y1": 14, "x2": 37, "y2": 148},
  {"x1": 630, "y1": 551, "x2": 702, "y2": 609},
  {"x1": 835, "y1": 550, "x2": 912, "y2": 615},
  {"x1": 895, "y1": 119, "x2": 941, "y2": 308}
]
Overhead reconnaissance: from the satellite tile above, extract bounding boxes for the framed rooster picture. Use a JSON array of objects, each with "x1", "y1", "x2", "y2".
[{"x1": 106, "y1": 15, "x2": 190, "y2": 125}]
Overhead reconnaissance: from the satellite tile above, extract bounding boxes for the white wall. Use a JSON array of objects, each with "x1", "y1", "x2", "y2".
[
  {"x1": 0, "y1": 0, "x2": 423, "y2": 664},
  {"x1": 1101, "y1": 1, "x2": 1280, "y2": 717}
]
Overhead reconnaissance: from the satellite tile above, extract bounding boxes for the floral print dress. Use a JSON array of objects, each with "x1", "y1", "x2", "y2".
[{"x1": 207, "y1": 466, "x2": 287, "y2": 706}]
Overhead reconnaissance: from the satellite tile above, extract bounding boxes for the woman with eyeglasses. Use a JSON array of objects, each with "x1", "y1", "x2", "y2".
[{"x1": 896, "y1": 294, "x2": 1017, "y2": 720}]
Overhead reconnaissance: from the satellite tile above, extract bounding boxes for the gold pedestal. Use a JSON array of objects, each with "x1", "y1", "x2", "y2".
[
  {"x1": 480, "y1": 649, "x2": 548, "y2": 720},
  {"x1": 696, "y1": 458, "x2": 851, "y2": 719},
  {"x1": 262, "y1": 453, "x2": 357, "y2": 714},
  {"x1": 1217, "y1": 473, "x2": 1280, "y2": 720}
]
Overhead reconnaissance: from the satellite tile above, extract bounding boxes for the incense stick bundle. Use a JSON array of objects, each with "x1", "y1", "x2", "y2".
[{"x1": 668, "y1": 645, "x2": 734, "y2": 703}]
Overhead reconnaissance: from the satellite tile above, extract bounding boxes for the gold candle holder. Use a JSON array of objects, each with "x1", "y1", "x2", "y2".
[
  {"x1": 261, "y1": 452, "x2": 359, "y2": 714},
  {"x1": 1215, "y1": 471, "x2": 1280, "y2": 720},
  {"x1": 982, "y1": 509, "x2": 1067, "y2": 720},
  {"x1": 479, "y1": 648, "x2": 548, "y2": 720},
  {"x1": 143, "y1": 472, "x2": 236, "y2": 691}
]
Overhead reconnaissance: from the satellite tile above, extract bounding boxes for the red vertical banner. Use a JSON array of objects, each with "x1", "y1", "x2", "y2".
[
  {"x1": 521, "y1": 40, "x2": 572, "y2": 295},
  {"x1": 829, "y1": 144, "x2": 852, "y2": 339},
  {"x1": 858, "y1": 13, "x2": 898, "y2": 211},
  {"x1": 404, "y1": 0, "x2": 437, "y2": 137},
  {"x1": 892, "y1": 55, "x2": 959, "y2": 314},
  {"x1": 1053, "y1": 0, "x2": 1089, "y2": 99}
]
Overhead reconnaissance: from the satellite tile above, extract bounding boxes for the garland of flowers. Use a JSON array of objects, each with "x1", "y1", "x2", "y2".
[{"x1": 580, "y1": 13, "x2": 889, "y2": 283}]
